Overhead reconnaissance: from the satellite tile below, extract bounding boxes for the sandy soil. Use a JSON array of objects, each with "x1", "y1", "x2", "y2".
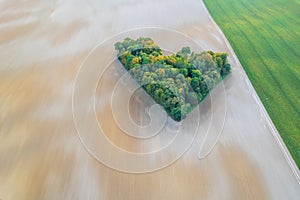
[{"x1": 0, "y1": 0, "x2": 299, "y2": 199}]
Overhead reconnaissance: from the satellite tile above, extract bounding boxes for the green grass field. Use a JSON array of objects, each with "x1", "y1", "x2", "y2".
[{"x1": 203, "y1": 0, "x2": 300, "y2": 167}]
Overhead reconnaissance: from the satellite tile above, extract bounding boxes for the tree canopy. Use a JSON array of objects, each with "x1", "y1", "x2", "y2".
[{"x1": 115, "y1": 37, "x2": 231, "y2": 121}]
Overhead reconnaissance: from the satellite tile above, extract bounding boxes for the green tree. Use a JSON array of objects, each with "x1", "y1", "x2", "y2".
[
  {"x1": 191, "y1": 77, "x2": 200, "y2": 90},
  {"x1": 186, "y1": 92, "x2": 198, "y2": 106},
  {"x1": 191, "y1": 69, "x2": 202, "y2": 78},
  {"x1": 179, "y1": 68, "x2": 188, "y2": 77}
]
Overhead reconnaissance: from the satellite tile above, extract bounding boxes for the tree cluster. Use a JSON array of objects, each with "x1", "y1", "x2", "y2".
[{"x1": 115, "y1": 37, "x2": 231, "y2": 121}]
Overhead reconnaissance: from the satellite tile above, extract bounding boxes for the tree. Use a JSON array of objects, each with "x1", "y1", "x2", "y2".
[
  {"x1": 179, "y1": 68, "x2": 188, "y2": 77},
  {"x1": 181, "y1": 47, "x2": 191, "y2": 54},
  {"x1": 191, "y1": 77, "x2": 200, "y2": 91},
  {"x1": 176, "y1": 47, "x2": 191, "y2": 59},
  {"x1": 176, "y1": 73, "x2": 185, "y2": 83},
  {"x1": 154, "y1": 88, "x2": 165, "y2": 103},
  {"x1": 170, "y1": 106, "x2": 182, "y2": 121},
  {"x1": 191, "y1": 69, "x2": 202, "y2": 78},
  {"x1": 186, "y1": 92, "x2": 198, "y2": 106},
  {"x1": 130, "y1": 57, "x2": 140, "y2": 68}
]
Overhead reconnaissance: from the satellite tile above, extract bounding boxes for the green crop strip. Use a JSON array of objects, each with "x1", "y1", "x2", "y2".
[{"x1": 203, "y1": 0, "x2": 300, "y2": 167}]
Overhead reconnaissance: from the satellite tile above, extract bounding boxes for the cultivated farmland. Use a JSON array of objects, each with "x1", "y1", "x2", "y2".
[
  {"x1": 0, "y1": 0, "x2": 299, "y2": 199},
  {"x1": 204, "y1": 0, "x2": 300, "y2": 167}
]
